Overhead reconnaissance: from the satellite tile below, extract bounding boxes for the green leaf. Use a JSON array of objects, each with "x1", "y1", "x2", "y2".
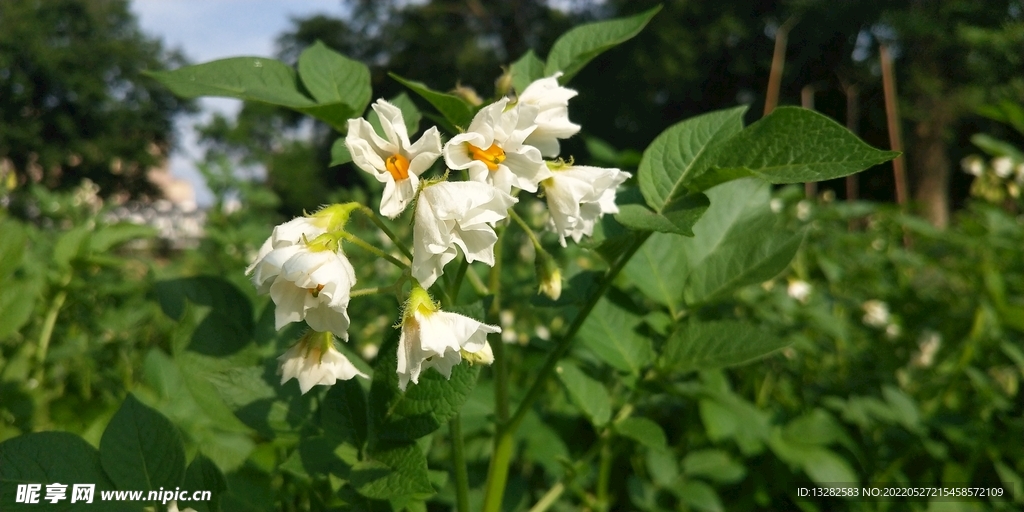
[
  {"x1": 155, "y1": 277, "x2": 254, "y2": 356},
  {"x1": 645, "y1": 449, "x2": 678, "y2": 487},
  {"x1": 350, "y1": 442, "x2": 434, "y2": 502},
  {"x1": 768, "y1": 429, "x2": 858, "y2": 486},
  {"x1": 0, "y1": 432, "x2": 120, "y2": 511},
  {"x1": 971, "y1": 133, "x2": 1024, "y2": 161},
  {"x1": 368, "y1": 328, "x2": 480, "y2": 443},
  {"x1": 297, "y1": 41, "x2": 371, "y2": 119},
  {"x1": 146, "y1": 57, "x2": 316, "y2": 107},
  {"x1": 0, "y1": 217, "x2": 27, "y2": 279},
  {"x1": 638, "y1": 106, "x2": 747, "y2": 212},
  {"x1": 88, "y1": 223, "x2": 157, "y2": 253},
  {"x1": 695, "y1": 107, "x2": 899, "y2": 189},
  {"x1": 183, "y1": 454, "x2": 227, "y2": 512},
  {"x1": 663, "y1": 319, "x2": 790, "y2": 373},
  {"x1": 577, "y1": 297, "x2": 653, "y2": 374},
  {"x1": 322, "y1": 378, "x2": 369, "y2": 447},
  {"x1": 330, "y1": 137, "x2": 352, "y2": 166},
  {"x1": 53, "y1": 225, "x2": 91, "y2": 269},
  {"x1": 615, "y1": 194, "x2": 709, "y2": 236},
  {"x1": 615, "y1": 417, "x2": 667, "y2": 449},
  {"x1": 368, "y1": 92, "x2": 423, "y2": 138},
  {"x1": 556, "y1": 361, "x2": 611, "y2": 426},
  {"x1": 0, "y1": 279, "x2": 41, "y2": 340},
  {"x1": 681, "y1": 449, "x2": 746, "y2": 484},
  {"x1": 100, "y1": 394, "x2": 187, "y2": 492},
  {"x1": 673, "y1": 479, "x2": 724, "y2": 512},
  {"x1": 545, "y1": 6, "x2": 661, "y2": 83},
  {"x1": 510, "y1": 50, "x2": 546, "y2": 94},
  {"x1": 782, "y1": 409, "x2": 855, "y2": 452},
  {"x1": 390, "y1": 73, "x2": 475, "y2": 129}
]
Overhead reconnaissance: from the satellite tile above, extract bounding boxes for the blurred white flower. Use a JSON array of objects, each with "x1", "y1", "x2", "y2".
[
  {"x1": 517, "y1": 73, "x2": 581, "y2": 157},
  {"x1": 542, "y1": 164, "x2": 630, "y2": 246},
  {"x1": 397, "y1": 287, "x2": 500, "y2": 390},
  {"x1": 278, "y1": 332, "x2": 367, "y2": 394},
  {"x1": 770, "y1": 198, "x2": 784, "y2": 213},
  {"x1": 911, "y1": 331, "x2": 942, "y2": 368},
  {"x1": 347, "y1": 99, "x2": 442, "y2": 218},
  {"x1": 862, "y1": 300, "x2": 890, "y2": 328},
  {"x1": 885, "y1": 323, "x2": 901, "y2": 339},
  {"x1": 787, "y1": 279, "x2": 812, "y2": 304},
  {"x1": 168, "y1": 501, "x2": 197, "y2": 512},
  {"x1": 961, "y1": 156, "x2": 984, "y2": 176},
  {"x1": 412, "y1": 181, "x2": 516, "y2": 289},
  {"x1": 444, "y1": 98, "x2": 551, "y2": 193},
  {"x1": 796, "y1": 200, "x2": 812, "y2": 221},
  {"x1": 992, "y1": 156, "x2": 1014, "y2": 179}
]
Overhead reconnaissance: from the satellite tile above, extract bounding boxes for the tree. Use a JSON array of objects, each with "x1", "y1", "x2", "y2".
[{"x1": 0, "y1": 0, "x2": 194, "y2": 205}]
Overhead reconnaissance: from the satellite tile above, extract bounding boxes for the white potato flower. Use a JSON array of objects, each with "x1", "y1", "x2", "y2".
[
  {"x1": 517, "y1": 73, "x2": 581, "y2": 157},
  {"x1": 541, "y1": 164, "x2": 630, "y2": 246},
  {"x1": 278, "y1": 332, "x2": 367, "y2": 394},
  {"x1": 248, "y1": 227, "x2": 357, "y2": 338},
  {"x1": 396, "y1": 287, "x2": 499, "y2": 390},
  {"x1": 347, "y1": 99, "x2": 442, "y2": 218},
  {"x1": 443, "y1": 98, "x2": 551, "y2": 194},
  {"x1": 787, "y1": 279, "x2": 812, "y2": 304},
  {"x1": 247, "y1": 216, "x2": 329, "y2": 293},
  {"x1": 168, "y1": 501, "x2": 197, "y2": 512},
  {"x1": 412, "y1": 181, "x2": 516, "y2": 289},
  {"x1": 992, "y1": 156, "x2": 1014, "y2": 179},
  {"x1": 862, "y1": 299, "x2": 891, "y2": 328}
]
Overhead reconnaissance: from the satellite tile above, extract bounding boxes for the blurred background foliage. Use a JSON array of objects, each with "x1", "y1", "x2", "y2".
[{"x1": 2, "y1": 0, "x2": 1024, "y2": 510}]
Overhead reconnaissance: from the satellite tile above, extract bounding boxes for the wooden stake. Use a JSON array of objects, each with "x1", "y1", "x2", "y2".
[
  {"x1": 880, "y1": 44, "x2": 908, "y2": 207},
  {"x1": 801, "y1": 84, "x2": 817, "y2": 198},
  {"x1": 763, "y1": 17, "x2": 798, "y2": 117}
]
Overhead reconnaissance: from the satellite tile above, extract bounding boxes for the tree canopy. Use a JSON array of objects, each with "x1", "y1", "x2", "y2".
[{"x1": 0, "y1": 0, "x2": 194, "y2": 203}]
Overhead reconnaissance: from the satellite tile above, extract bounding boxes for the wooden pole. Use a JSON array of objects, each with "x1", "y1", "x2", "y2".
[
  {"x1": 763, "y1": 17, "x2": 798, "y2": 117},
  {"x1": 880, "y1": 44, "x2": 909, "y2": 207},
  {"x1": 801, "y1": 85, "x2": 817, "y2": 198}
]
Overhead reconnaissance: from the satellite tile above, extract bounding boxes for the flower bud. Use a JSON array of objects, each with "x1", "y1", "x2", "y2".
[
  {"x1": 494, "y1": 67, "x2": 514, "y2": 97},
  {"x1": 535, "y1": 248, "x2": 562, "y2": 301}
]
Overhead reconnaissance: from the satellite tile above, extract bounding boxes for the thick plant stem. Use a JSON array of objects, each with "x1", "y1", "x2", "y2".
[
  {"x1": 449, "y1": 415, "x2": 471, "y2": 512},
  {"x1": 36, "y1": 288, "x2": 68, "y2": 372},
  {"x1": 596, "y1": 438, "x2": 614, "y2": 510},
  {"x1": 489, "y1": 228, "x2": 509, "y2": 424},
  {"x1": 481, "y1": 233, "x2": 649, "y2": 512}
]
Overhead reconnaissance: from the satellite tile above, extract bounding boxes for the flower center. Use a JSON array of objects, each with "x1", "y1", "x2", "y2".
[
  {"x1": 467, "y1": 143, "x2": 506, "y2": 171},
  {"x1": 385, "y1": 153, "x2": 411, "y2": 181},
  {"x1": 309, "y1": 284, "x2": 325, "y2": 297}
]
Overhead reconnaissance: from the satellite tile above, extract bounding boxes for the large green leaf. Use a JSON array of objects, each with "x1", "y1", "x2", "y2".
[
  {"x1": 350, "y1": 442, "x2": 434, "y2": 503},
  {"x1": 615, "y1": 194, "x2": 710, "y2": 236},
  {"x1": 182, "y1": 454, "x2": 227, "y2": 512},
  {"x1": 100, "y1": 394, "x2": 187, "y2": 492},
  {"x1": 545, "y1": 6, "x2": 661, "y2": 83},
  {"x1": 681, "y1": 449, "x2": 746, "y2": 484},
  {"x1": 510, "y1": 50, "x2": 546, "y2": 94},
  {"x1": 155, "y1": 277, "x2": 254, "y2": 356},
  {"x1": 322, "y1": 379, "x2": 369, "y2": 447},
  {"x1": 368, "y1": 328, "x2": 480, "y2": 443},
  {"x1": 615, "y1": 417, "x2": 667, "y2": 450},
  {"x1": 638, "y1": 106, "x2": 747, "y2": 213},
  {"x1": 389, "y1": 74, "x2": 475, "y2": 130},
  {"x1": 297, "y1": 41, "x2": 371, "y2": 121},
  {"x1": 672, "y1": 480, "x2": 724, "y2": 512},
  {"x1": 0, "y1": 432, "x2": 121, "y2": 511},
  {"x1": 768, "y1": 429, "x2": 859, "y2": 486},
  {"x1": 146, "y1": 57, "x2": 316, "y2": 108},
  {"x1": 695, "y1": 107, "x2": 899, "y2": 189},
  {"x1": 556, "y1": 361, "x2": 611, "y2": 426},
  {"x1": 625, "y1": 179, "x2": 804, "y2": 308},
  {"x1": 0, "y1": 217, "x2": 27, "y2": 279},
  {"x1": 663, "y1": 319, "x2": 790, "y2": 373},
  {"x1": 577, "y1": 297, "x2": 653, "y2": 374}
]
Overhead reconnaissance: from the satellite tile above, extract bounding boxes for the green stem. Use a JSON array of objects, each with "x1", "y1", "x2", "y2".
[
  {"x1": 465, "y1": 265, "x2": 489, "y2": 295},
  {"x1": 595, "y1": 440, "x2": 613, "y2": 511},
  {"x1": 507, "y1": 208, "x2": 543, "y2": 250},
  {"x1": 481, "y1": 232, "x2": 649, "y2": 512},
  {"x1": 350, "y1": 287, "x2": 384, "y2": 298},
  {"x1": 489, "y1": 227, "x2": 508, "y2": 424},
  {"x1": 36, "y1": 275, "x2": 70, "y2": 375},
  {"x1": 527, "y1": 482, "x2": 565, "y2": 512},
  {"x1": 449, "y1": 415, "x2": 471, "y2": 512},
  {"x1": 358, "y1": 206, "x2": 413, "y2": 260},
  {"x1": 338, "y1": 231, "x2": 408, "y2": 269},
  {"x1": 448, "y1": 258, "x2": 469, "y2": 303}
]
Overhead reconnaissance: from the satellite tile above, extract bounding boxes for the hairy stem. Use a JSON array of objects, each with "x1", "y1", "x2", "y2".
[
  {"x1": 358, "y1": 206, "x2": 413, "y2": 260},
  {"x1": 449, "y1": 415, "x2": 471, "y2": 512},
  {"x1": 481, "y1": 232, "x2": 649, "y2": 512},
  {"x1": 338, "y1": 231, "x2": 408, "y2": 269}
]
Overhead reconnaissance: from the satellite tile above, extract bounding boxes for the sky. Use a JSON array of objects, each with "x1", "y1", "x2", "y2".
[{"x1": 131, "y1": 0, "x2": 350, "y2": 207}]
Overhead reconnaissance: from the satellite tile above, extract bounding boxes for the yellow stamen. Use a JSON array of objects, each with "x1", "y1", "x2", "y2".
[
  {"x1": 467, "y1": 143, "x2": 506, "y2": 171},
  {"x1": 385, "y1": 153, "x2": 410, "y2": 181},
  {"x1": 310, "y1": 284, "x2": 325, "y2": 297}
]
